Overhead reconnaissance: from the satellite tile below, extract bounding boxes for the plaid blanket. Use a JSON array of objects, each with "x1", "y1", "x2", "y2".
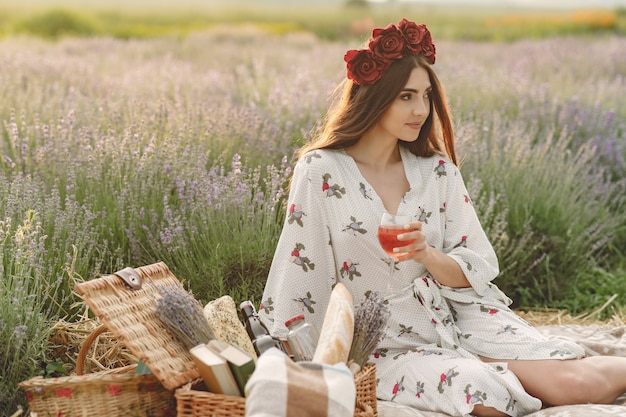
[{"x1": 245, "y1": 347, "x2": 356, "y2": 417}]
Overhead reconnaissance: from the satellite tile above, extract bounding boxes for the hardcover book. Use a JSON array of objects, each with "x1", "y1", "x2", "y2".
[
  {"x1": 189, "y1": 343, "x2": 242, "y2": 396},
  {"x1": 208, "y1": 340, "x2": 256, "y2": 393}
]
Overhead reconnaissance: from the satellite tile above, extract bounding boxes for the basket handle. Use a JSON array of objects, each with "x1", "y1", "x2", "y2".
[{"x1": 75, "y1": 324, "x2": 108, "y2": 376}]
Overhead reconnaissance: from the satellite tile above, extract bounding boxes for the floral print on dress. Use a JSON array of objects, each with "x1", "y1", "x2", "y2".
[
  {"x1": 462, "y1": 259, "x2": 473, "y2": 271},
  {"x1": 304, "y1": 151, "x2": 322, "y2": 164},
  {"x1": 418, "y1": 207, "x2": 432, "y2": 224},
  {"x1": 359, "y1": 182, "x2": 373, "y2": 200},
  {"x1": 391, "y1": 375, "x2": 406, "y2": 401},
  {"x1": 340, "y1": 259, "x2": 361, "y2": 280},
  {"x1": 437, "y1": 367, "x2": 459, "y2": 393},
  {"x1": 343, "y1": 216, "x2": 367, "y2": 235},
  {"x1": 453, "y1": 236, "x2": 468, "y2": 248},
  {"x1": 550, "y1": 348, "x2": 575, "y2": 358},
  {"x1": 480, "y1": 305, "x2": 499, "y2": 315},
  {"x1": 392, "y1": 347, "x2": 418, "y2": 360},
  {"x1": 287, "y1": 203, "x2": 306, "y2": 227},
  {"x1": 260, "y1": 297, "x2": 275, "y2": 315},
  {"x1": 289, "y1": 243, "x2": 315, "y2": 272},
  {"x1": 506, "y1": 397, "x2": 517, "y2": 413},
  {"x1": 373, "y1": 347, "x2": 389, "y2": 358},
  {"x1": 496, "y1": 325, "x2": 518, "y2": 335},
  {"x1": 398, "y1": 323, "x2": 417, "y2": 338},
  {"x1": 322, "y1": 173, "x2": 345, "y2": 198},
  {"x1": 464, "y1": 384, "x2": 488, "y2": 405},
  {"x1": 415, "y1": 381, "x2": 426, "y2": 399},
  {"x1": 434, "y1": 159, "x2": 447, "y2": 177},
  {"x1": 293, "y1": 292, "x2": 316, "y2": 314}
]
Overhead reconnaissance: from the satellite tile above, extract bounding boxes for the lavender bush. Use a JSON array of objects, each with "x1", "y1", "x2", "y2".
[
  {"x1": 0, "y1": 211, "x2": 62, "y2": 413},
  {"x1": 0, "y1": 29, "x2": 625, "y2": 413},
  {"x1": 441, "y1": 36, "x2": 626, "y2": 306}
]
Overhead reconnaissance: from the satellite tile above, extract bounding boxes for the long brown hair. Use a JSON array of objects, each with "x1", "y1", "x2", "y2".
[{"x1": 298, "y1": 54, "x2": 457, "y2": 165}]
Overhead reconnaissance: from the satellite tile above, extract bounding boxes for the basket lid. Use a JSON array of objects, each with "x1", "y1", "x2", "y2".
[{"x1": 74, "y1": 261, "x2": 199, "y2": 390}]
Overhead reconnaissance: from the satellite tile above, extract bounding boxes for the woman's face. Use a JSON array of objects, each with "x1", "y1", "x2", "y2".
[{"x1": 373, "y1": 66, "x2": 431, "y2": 143}]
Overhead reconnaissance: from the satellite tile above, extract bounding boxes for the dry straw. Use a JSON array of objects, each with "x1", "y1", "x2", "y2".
[{"x1": 48, "y1": 317, "x2": 136, "y2": 373}]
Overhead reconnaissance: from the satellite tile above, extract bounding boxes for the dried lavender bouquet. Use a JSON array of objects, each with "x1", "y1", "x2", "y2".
[
  {"x1": 155, "y1": 285, "x2": 215, "y2": 349},
  {"x1": 348, "y1": 291, "x2": 390, "y2": 373}
]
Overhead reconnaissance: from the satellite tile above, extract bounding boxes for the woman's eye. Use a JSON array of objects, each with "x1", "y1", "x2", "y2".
[
  {"x1": 424, "y1": 91, "x2": 432, "y2": 99},
  {"x1": 401, "y1": 94, "x2": 412, "y2": 100}
]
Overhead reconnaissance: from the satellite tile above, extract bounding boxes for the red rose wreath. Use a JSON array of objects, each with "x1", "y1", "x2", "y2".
[{"x1": 344, "y1": 18, "x2": 436, "y2": 86}]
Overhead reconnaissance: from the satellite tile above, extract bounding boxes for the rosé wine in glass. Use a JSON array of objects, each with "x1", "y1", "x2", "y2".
[
  {"x1": 378, "y1": 224, "x2": 417, "y2": 257},
  {"x1": 377, "y1": 212, "x2": 416, "y2": 296}
]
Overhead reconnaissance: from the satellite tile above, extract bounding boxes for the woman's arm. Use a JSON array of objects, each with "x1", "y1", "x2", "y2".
[
  {"x1": 396, "y1": 158, "x2": 499, "y2": 294},
  {"x1": 397, "y1": 225, "x2": 471, "y2": 287}
]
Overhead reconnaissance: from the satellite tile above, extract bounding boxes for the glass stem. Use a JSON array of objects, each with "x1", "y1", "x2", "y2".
[{"x1": 387, "y1": 258, "x2": 395, "y2": 295}]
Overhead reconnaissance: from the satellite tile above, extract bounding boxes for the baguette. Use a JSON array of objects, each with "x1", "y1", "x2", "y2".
[{"x1": 312, "y1": 282, "x2": 354, "y2": 365}]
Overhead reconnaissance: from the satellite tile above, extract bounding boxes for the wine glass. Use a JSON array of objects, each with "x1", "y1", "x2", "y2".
[{"x1": 377, "y1": 212, "x2": 417, "y2": 296}]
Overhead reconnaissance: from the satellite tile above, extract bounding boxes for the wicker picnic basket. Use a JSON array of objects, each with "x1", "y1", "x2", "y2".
[
  {"x1": 72, "y1": 262, "x2": 200, "y2": 390},
  {"x1": 354, "y1": 362, "x2": 378, "y2": 416},
  {"x1": 175, "y1": 361, "x2": 377, "y2": 417},
  {"x1": 65, "y1": 261, "x2": 377, "y2": 417},
  {"x1": 19, "y1": 323, "x2": 176, "y2": 417}
]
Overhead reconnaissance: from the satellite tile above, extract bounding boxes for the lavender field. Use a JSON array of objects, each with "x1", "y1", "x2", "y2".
[{"x1": 1, "y1": 27, "x2": 626, "y2": 413}]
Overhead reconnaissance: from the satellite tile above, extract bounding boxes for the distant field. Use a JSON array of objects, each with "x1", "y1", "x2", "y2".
[{"x1": 0, "y1": 1, "x2": 624, "y2": 41}]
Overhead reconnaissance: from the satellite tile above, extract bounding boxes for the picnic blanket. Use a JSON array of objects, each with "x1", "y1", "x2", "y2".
[
  {"x1": 378, "y1": 324, "x2": 626, "y2": 417},
  {"x1": 245, "y1": 347, "x2": 356, "y2": 417}
]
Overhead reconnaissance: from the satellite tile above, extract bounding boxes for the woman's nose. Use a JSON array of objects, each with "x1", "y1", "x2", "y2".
[{"x1": 412, "y1": 99, "x2": 428, "y2": 116}]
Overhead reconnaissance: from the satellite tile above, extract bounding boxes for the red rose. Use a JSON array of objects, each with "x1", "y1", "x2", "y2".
[
  {"x1": 368, "y1": 24, "x2": 404, "y2": 60},
  {"x1": 421, "y1": 31, "x2": 436, "y2": 65},
  {"x1": 398, "y1": 19, "x2": 426, "y2": 54},
  {"x1": 344, "y1": 49, "x2": 390, "y2": 85}
]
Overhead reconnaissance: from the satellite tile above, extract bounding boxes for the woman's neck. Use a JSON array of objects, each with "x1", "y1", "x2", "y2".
[{"x1": 345, "y1": 137, "x2": 401, "y2": 171}]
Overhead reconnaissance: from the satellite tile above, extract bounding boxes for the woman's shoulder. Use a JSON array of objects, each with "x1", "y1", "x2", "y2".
[
  {"x1": 408, "y1": 151, "x2": 458, "y2": 173},
  {"x1": 295, "y1": 148, "x2": 346, "y2": 172},
  {"x1": 414, "y1": 152, "x2": 454, "y2": 166}
]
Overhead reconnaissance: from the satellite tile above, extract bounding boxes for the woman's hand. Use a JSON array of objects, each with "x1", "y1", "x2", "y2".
[
  {"x1": 394, "y1": 221, "x2": 471, "y2": 288},
  {"x1": 394, "y1": 221, "x2": 433, "y2": 263}
]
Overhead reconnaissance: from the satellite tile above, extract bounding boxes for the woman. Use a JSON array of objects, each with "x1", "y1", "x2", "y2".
[{"x1": 259, "y1": 19, "x2": 626, "y2": 416}]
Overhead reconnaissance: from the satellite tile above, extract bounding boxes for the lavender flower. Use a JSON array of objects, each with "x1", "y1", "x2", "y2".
[
  {"x1": 348, "y1": 291, "x2": 390, "y2": 369},
  {"x1": 155, "y1": 285, "x2": 215, "y2": 349}
]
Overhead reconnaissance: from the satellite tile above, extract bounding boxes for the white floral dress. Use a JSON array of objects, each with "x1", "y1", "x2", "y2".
[{"x1": 260, "y1": 147, "x2": 585, "y2": 417}]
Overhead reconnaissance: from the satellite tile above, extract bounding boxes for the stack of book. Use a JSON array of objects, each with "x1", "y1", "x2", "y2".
[{"x1": 190, "y1": 340, "x2": 256, "y2": 396}]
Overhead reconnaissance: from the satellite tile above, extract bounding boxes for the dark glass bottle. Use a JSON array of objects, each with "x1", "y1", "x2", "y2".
[{"x1": 239, "y1": 300, "x2": 283, "y2": 357}]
